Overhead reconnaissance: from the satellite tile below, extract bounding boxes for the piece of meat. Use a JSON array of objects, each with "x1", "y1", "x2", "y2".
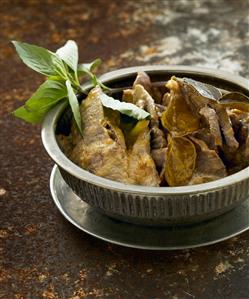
[
  {"x1": 71, "y1": 86, "x2": 130, "y2": 184},
  {"x1": 133, "y1": 84, "x2": 166, "y2": 146},
  {"x1": 190, "y1": 128, "x2": 216, "y2": 150},
  {"x1": 122, "y1": 89, "x2": 134, "y2": 103},
  {"x1": 151, "y1": 86, "x2": 168, "y2": 104},
  {"x1": 236, "y1": 123, "x2": 249, "y2": 167},
  {"x1": 150, "y1": 126, "x2": 167, "y2": 149},
  {"x1": 132, "y1": 84, "x2": 167, "y2": 177},
  {"x1": 133, "y1": 84, "x2": 158, "y2": 122},
  {"x1": 128, "y1": 127, "x2": 160, "y2": 186},
  {"x1": 189, "y1": 137, "x2": 227, "y2": 185},
  {"x1": 214, "y1": 106, "x2": 239, "y2": 152},
  {"x1": 151, "y1": 148, "x2": 168, "y2": 186},
  {"x1": 229, "y1": 111, "x2": 242, "y2": 135},
  {"x1": 151, "y1": 147, "x2": 167, "y2": 178},
  {"x1": 225, "y1": 122, "x2": 249, "y2": 173},
  {"x1": 171, "y1": 77, "x2": 238, "y2": 152},
  {"x1": 228, "y1": 109, "x2": 249, "y2": 137},
  {"x1": 199, "y1": 106, "x2": 222, "y2": 147},
  {"x1": 133, "y1": 71, "x2": 152, "y2": 93}
]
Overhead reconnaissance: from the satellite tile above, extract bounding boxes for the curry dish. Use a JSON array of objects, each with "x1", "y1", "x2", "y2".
[{"x1": 58, "y1": 72, "x2": 249, "y2": 187}]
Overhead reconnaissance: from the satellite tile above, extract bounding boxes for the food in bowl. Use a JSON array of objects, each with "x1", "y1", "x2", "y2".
[
  {"x1": 57, "y1": 71, "x2": 249, "y2": 187},
  {"x1": 42, "y1": 66, "x2": 249, "y2": 225},
  {"x1": 11, "y1": 40, "x2": 249, "y2": 189}
]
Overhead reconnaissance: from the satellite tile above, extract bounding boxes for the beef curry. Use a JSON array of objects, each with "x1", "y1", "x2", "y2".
[{"x1": 58, "y1": 72, "x2": 249, "y2": 187}]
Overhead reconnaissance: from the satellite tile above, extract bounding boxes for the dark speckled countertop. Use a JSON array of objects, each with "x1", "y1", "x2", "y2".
[{"x1": 1, "y1": 1, "x2": 249, "y2": 298}]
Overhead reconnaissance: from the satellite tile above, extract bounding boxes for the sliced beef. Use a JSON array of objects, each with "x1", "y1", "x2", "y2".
[
  {"x1": 133, "y1": 84, "x2": 158, "y2": 121},
  {"x1": 199, "y1": 106, "x2": 222, "y2": 147},
  {"x1": 122, "y1": 89, "x2": 134, "y2": 103},
  {"x1": 71, "y1": 87, "x2": 130, "y2": 184},
  {"x1": 190, "y1": 129, "x2": 216, "y2": 150},
  {"x1": 132, "y1": 84, "x2": 167, "y2": 177},
  {"x1": 214, "y1": 106, "x2": 239, "y2": 152},
  {"x1": 225, "y1": 111, "x2": 249, "y2": 172},
  {"x1": 128, "y1": 127, "x2": 160, "y2": 186},
  {"x1": 133, "y1": 71, "x2": 152, "y2": 93},
  {"x1": 189, "y1": 137, "x2": 227, "y2": 185},
  {"x1": 151, "y1": 147, "x2": 167, "y2": 181}
]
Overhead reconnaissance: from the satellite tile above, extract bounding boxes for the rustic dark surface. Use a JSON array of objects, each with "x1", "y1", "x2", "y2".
[{"x1": 1, "y1": 0, "x2": 249, "y2": 298}]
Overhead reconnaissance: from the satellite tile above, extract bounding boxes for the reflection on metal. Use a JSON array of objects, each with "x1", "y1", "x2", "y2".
[{"x1": 50, "y1": 165, "x2": 249, "y2": 250}]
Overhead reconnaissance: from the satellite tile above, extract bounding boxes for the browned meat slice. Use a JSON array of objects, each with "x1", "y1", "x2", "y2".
[
  {"x1": 172, "y1": 77, "x2": 238, "y2": 152},
  {"x1": 122, "y1": 89, "x2": 134, "y2": 103},
  {"x1": 214, "y1": 106, "x2": 239, "y2": 152},
  {"x1": 151, "y1": 85, "x2": 168, "y2": 104},
  {"x1": 151, "y1": 148, "x2": 167, "y2": 169},
  {"x1": 225, "y1": 112, "x2": 249, "y2": 172},
  {"x1": 133, "y1": 84, "x2": 158, "y2": 122},
  {"x1": 236, "y1": 123, "x2": 249, "y2": 168},
  {"x1": 189, "y1": 137, "x2": 227, "y2": 185},
  {"x1": 150, "y1": 126, "x2": 167, "y2": 149},
  {"x1": 133, "y1": 84, "x2": 166, "y2": 145},
  {"x1": 132, "y1": 84, "x2": 167, "y2": 177},
  {"x1": 133, "y1": 71, "x2": 152, "y2": 93},
  {"x1": 191, "y1": 128, "x2": 216, "y2": 150},
  {"x1": 199, "y1": 106, "x2": 222, "y2": 147},
  {"x1": 229, "y1": 109, "x2": 249, "y2": 134},
  {"x1": 133, "y1": 72, "x2": 167, "y2": 103},
  {"x1": 128, "y1": 127, "x2": 160, "y2": 186},
  {"x1": 151, "y1": 147, "x2": 167, "y2": 184},
  {"x1": 71, "y1": 87, "x2": 130, "y2": 184}
]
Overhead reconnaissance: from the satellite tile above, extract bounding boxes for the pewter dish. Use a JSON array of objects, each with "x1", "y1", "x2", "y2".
[
  {"x1": 42, "y1": 66, "x2": 249, "y2": 226},
  {"x1": 50, "y1": 165, "x2": 249, "y2": 249}
]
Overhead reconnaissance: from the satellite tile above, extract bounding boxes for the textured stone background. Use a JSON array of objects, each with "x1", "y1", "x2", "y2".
[{"x1": 1, "y1": 0, "x2": 249, "y2": 298}]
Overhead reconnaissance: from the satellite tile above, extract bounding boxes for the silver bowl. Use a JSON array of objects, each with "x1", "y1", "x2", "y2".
[{"x1": 42, "y1": 66, "x2": 249, "y2": 226}]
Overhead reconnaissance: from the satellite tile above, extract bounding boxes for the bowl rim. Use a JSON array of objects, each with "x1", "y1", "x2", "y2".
[{"x1": 41, "y1": 65, "x2": 249, "y2": 195}]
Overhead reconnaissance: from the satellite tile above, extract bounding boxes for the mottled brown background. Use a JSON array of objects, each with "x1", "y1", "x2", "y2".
[{"x1": 1, "y1": 0, "x2": 249, "y2": 298}]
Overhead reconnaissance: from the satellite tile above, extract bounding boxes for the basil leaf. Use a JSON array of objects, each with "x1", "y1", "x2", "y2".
[
  {"x1": 13, "y1": 80, "x2": 67, "y2": 123},
  {"x1": 13, "y1": 106, "x2": 44, "y2": 123},
  {"x1": 77, "y1": 58, "x2": 101, "y2": 76},
  {"x1": 66, "y1": 80, "x2": 82, "y2": 135},
  {"x1": 56, "y1": 40, "x2": 78, "y2": 73},
  {"x1": 99, "y1": 92, "x2": 150, "y2": 120},
  {"x1": 12, "y1": 41, "x2": 67, "y2": 78},
  {"x1": 78, "y1": 59, "x2": 108, "y2": 90},
  {"x1": 92, "y1": 74, "x2": 109, "y2": 90}
]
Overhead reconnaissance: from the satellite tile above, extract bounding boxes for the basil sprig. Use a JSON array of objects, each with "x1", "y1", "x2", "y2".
[
  {"x1": 12, "y1": 40, "x2": 150, "y2": 134},
  {"x1": 12, "y1": 40, "x2": 99, "y2": 133}
]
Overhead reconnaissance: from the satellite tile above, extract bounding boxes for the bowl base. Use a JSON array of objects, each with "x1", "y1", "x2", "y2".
[{"x1": 50, "y1": 165, "x2": 249, "y2": 250}]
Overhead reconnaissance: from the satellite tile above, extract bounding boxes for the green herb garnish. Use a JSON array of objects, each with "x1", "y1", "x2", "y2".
[
  {"x1": 99, "y1": 92, "x2": 150, "y2": 120},
  {"x1": 12, "y1": 40, "x2": 150, "y2": 134}
]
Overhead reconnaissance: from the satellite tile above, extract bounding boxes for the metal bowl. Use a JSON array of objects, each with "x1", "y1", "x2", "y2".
[{"x1": 42, "y1": 66, "x2": 249, "y2": 226}]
